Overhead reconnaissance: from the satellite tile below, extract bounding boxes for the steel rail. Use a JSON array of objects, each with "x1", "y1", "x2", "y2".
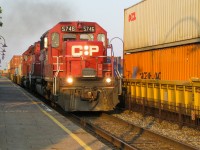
[
  {"x1": 101, "y1": 113, "x2": 198, "y2": 150},
  {"x1": 70, "y1": 113, "x2": 137, "y2": 150}
]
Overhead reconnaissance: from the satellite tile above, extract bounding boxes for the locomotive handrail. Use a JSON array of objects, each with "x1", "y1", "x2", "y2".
[
  {"x1": 52, "y1": 56, "x2": 61, "y2": 96},
  {"x1": 115, "y1": 69, "x2": 122, "y2": 79},
  {"x1": 54, "y1": 55, "x2": 115, "y2": 59}
]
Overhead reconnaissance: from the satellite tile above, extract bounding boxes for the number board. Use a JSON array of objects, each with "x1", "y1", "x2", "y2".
[
  {"x1": 61, "y1": 25, "x2": 95, "y2": 32},
  {"x1": 61, "y1": 26, "x2": 76, "y2": 32},
  {"x1": 83, "y1": 26, "x2": 95, "y2": 32}
]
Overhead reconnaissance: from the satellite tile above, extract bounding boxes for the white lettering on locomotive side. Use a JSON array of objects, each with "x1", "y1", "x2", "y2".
[{"x1": 71, "y1": 45, "x2": 99, "y2": 56}]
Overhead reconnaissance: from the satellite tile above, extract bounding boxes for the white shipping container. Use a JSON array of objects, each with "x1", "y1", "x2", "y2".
[{"x1": 124, "y1": 0, "x2": 200, "y2": 52}]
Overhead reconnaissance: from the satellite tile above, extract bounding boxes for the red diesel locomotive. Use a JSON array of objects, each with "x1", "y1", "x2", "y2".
[
  {"x1": 21, "y1": 41, "x2": 41, "y2": 89},
  {"x1": 17, "y1": 21, "x2": 122, "y2": 111}
]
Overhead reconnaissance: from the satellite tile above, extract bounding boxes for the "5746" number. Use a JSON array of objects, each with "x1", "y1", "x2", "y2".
[{"x1": 61, "y1": 26, "x2": 76, "y2": 32}]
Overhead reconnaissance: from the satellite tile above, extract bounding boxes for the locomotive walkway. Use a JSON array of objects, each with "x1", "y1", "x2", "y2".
[{"x1": 0, "y1": 76, "x2": 109, "y2": 150}]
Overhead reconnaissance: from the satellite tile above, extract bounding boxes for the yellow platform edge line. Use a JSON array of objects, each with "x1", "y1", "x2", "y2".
[{"x1": 18, "y1": 88, "x2": 92, "y2": 150}]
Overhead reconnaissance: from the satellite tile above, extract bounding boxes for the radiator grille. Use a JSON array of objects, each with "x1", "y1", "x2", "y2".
[{"x1": 82, "y1": 68, "x2": 96, "y2": 77}]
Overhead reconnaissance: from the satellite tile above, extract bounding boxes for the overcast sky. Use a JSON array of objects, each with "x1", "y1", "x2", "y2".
[{"x1": 0, "y1": 0, "x2": 141, "y2": 69}]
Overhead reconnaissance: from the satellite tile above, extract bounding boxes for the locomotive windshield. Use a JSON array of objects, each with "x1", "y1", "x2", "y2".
[
  {"x1": 80, "y1": 34, "x2": 94, "y2": 41},
  {"x1": 63, "y1": 34, "x2": 76, "y2": 41}
]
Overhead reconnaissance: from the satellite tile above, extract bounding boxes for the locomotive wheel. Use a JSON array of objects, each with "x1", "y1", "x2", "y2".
[
  {"x1": 51, "y1": 102, "x2": 56, "y2": 108},
  {"x1": 49, "y1": 94, "x2": 57, "y2": 108}
]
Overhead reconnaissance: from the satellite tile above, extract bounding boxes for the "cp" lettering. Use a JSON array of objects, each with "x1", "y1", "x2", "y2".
[{"x1": 71, "y1": 45, "x2": 99, "y2": 56}]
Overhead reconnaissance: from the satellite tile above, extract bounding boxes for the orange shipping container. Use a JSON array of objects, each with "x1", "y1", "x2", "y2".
[
  {"x1": 9, "y1": 55, "x2": 22, "y2": 74},
  {"x1": 124, "y1": 43, "x2": 200, "y2": 81}
]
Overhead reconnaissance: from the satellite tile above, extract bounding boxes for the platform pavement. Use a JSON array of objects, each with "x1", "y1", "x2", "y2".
[{"x1": 0, "y1": 76, "x2": 111, "y2": 150}]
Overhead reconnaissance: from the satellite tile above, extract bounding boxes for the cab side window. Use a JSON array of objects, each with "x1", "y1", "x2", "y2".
[{"x1": 80, "y1": 34, "x2": 94, "y2": 41}]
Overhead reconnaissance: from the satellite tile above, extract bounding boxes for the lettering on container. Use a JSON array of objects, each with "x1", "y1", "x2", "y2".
[
  {"x1": 140, "y1": 72, "x2": 161, "y2": 80},
  {"x1": 129, "y1": 12, "x2": 136, "y2": 22}
]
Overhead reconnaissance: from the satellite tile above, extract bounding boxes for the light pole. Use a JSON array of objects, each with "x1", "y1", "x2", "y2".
[
  {"x1": 0, "y1": 35, "x2": 7, "y2": 47},
  {"x1": 109, "y1": 36, "x2": 124, "y2": 59},
  {"x1": 109, "y1": 36, "x2": 124, "y2": 72},
  {"x1": 0, "y1": 51, "x2": 5, "y2": 60},
  {"x1": 109, "y1": 37, "x2": 124, "y2": 95},
  {"x1": 110, "y1": 37, "x2": 124, "y2": 47},
  {"x1": 0, "y1": 43, "x2": 7, "y2": 48},
  {"x1": 0, "y1": 47, "x2": 6, "y2": 52},
  {"x1": 0, "y1": 35, "x2": 7, "y2": 63}
]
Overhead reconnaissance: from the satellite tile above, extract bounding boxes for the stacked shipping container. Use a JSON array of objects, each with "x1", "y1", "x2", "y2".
[
  {"x1": 8, "y1": 55, "x2": 22, "y2": 81},
  {"x1": 123, "y1": 0, "x2": 200, "y2": 116},
  {"x1": 124, "y1": 44, "x2": 200, "y2": 80},
  {"x1": 124, "y1": 0, "x2": 200, "y2": 81},
  {"x1": 8, "y1": 55, "x2": 21, "y2": 75}
]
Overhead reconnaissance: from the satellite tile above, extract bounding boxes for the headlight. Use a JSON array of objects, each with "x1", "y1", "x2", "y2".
[
  {"x1": 106, "y1": 77, "x2": 111, "y2": 83},
  {"x1": 67, "y1": 77, "x2": 73, "y2": 84}
]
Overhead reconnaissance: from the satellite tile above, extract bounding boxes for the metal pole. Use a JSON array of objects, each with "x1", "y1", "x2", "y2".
[{"x1": 0, "y1": 35, "x2": 7, "y2": 47}]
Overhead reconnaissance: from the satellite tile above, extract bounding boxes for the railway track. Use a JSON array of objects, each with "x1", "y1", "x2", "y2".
[
  {"x1": 22, "y1": 89, "x2": 198, "y2": 149},
  {"x1": 70, "y1": 112, "x2": 196, "y2": 150}
]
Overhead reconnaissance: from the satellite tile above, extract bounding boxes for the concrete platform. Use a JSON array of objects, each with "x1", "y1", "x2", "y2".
[{"x1": 0, "y1": 77, "x2": 110, "y2": 150}]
